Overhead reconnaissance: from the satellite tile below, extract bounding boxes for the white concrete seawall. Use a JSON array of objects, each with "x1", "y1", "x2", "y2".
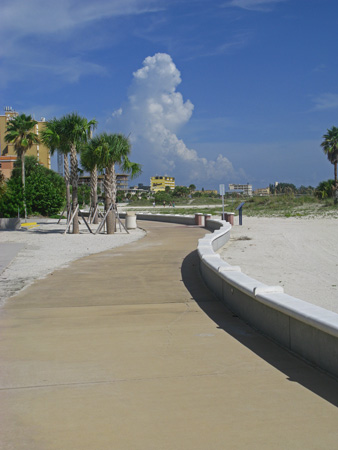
[{"x1": 127, "y1": 212, "x2": 338, "y2": 379}]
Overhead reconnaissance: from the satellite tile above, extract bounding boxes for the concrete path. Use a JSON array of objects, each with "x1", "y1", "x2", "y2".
[
  {"x1": 0, "y1": 221, "x2": 337, "y2": 450},
  {"x1": 0, "y1": 243, "x2": 25, "y2": 274}
]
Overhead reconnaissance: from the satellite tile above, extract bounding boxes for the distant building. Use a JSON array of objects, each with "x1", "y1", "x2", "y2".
[
  {"x1": 0, "y1": 106, "x2": 51, "y2": 179},
  {"x1": 253, "y1": 187, "x2": 270, "y2": 196},
  {"x1": 150, "y1": 176, "x2": 175, "y2": 192},
  {"x1": 229, "y1": 183, "x2": 252, "y2": 196},
  {"x1": 79, "y1": 173, "x2": 129, "y2": 192},
  {"x1": 138, "y1": 183, "x2": 150, "y2": 191},
  {"x1": 201, "y1": 189, "x2": 218, "y2": 195},
  {"x1": 116, "y1": 173, "x2": 129, "y2": 191}
]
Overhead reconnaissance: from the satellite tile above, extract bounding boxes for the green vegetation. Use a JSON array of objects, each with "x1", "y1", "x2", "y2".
[
  {"x1": 321, "y1": 126, "x2": 338, "y2": 203},
  {"x1": 235, "y1": 194, "x2": 336, "y2": 217},
  {"x1": 93, "y1": 133, "x2": 142, "y2": 234},
  {"x1": 4, "y1": 114, "x2": 39, "y2": 218},
  {"x1": 0, "y1": 156, "x2": 65, "y2": 218},
  {"x1": 78, "y1": 184, "x2": 91, "y2": 207},
  {"x1": 41, "y1": 113, "x2": 97, "y2": 233},
  {"x1": 0, "y1": 172, "x2": 6, "y2": 198},
  {"x1": 127, "y1": 182, "x2": 337, "y2": 218}
]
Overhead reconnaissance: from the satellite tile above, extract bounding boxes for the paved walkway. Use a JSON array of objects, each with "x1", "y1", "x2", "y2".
[
  {"x1": 0, "y1": 243, "x2": 25, "y2": 274},
  {"x1": 1, "y1": 221, "x2": 338, "y2": 449}
]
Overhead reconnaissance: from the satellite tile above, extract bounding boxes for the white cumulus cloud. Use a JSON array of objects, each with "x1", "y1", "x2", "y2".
[{"x1": 111, "y1": 53, "x2": 237, "y2": 185}]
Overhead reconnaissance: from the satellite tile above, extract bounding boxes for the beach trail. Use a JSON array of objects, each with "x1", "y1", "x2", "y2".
[{"x1": 1, "y1": 221, "x2": 338, "y2": 449}]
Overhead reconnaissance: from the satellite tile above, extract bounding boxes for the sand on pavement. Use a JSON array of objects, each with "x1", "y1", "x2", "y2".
[{"x1": 0, "y1": 218, "x2": 145, "y2": 306}]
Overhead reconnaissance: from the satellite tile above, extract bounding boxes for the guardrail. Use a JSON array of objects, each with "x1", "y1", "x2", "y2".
[{"x1": 120, "y1": 211, "x2": 338, "y2": 379}]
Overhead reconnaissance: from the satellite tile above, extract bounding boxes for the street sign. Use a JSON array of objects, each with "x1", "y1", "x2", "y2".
[{"x1": 219, "y1": 184, "x2": 225, "y2": 196}]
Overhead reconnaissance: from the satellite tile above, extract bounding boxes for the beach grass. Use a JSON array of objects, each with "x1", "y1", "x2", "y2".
[{"x1": 127, "y1": 195, "x2": 337, "y2": 218}]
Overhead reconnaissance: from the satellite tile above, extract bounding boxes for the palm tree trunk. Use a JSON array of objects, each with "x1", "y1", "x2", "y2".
[
  {"x1": 64, "y1": 155, "x2": 71, "y2": 220},
  {"x1": 70, "y1": 144, "x2": 79, "y2": 234},
  {"x1": 91, "y1": 165, "x2": 99, "y2": 224},
  {"x1": 334, "y1": 161, "x2": 338, "y2": 204},
  {"x1": 104, "y1": 166, "x2": 114, "y2": 234},
  {"x1": 111, "y1": 162, "x2": 116, "y2": 232},
  {"x1": 21, "y1": 155, "x2": 27, "y2": 220}
]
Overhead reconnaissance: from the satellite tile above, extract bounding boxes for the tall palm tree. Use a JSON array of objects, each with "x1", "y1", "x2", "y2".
[
  {"x1": 41, "y1": 118, "x2": 71, "y2": 219},
  {"x1": 321, "y1": 126, "x2": 338, "y2": 203},
  {"x1": 95, "y1": 133, "x2": 141, "y2": 234},
  {"x1": 58, "y1": 113, "x2": 97, "y2": 233},
  {"x1": 80, "y1": 136, "x2": 103, "y2": 224},
  {"x1": 5, "y1": 114, "x2": 39, "y2": 219}
]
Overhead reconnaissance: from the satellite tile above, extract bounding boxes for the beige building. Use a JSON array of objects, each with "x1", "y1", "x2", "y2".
[
  {"x1": 150, "y1": 176, "x2": 175, "y2": 192},
  {"x1": 79, "y1": 174, "x2": 129, "y2": 192},
  {"x1": 0, "y1": 107, "x2": 51, "y2": 179},
  {"x1": 253, "y1": 187, "x2": 270, "y2": 196},
  {"x1": 229, "y1": 183, "x2": 253, "y2": 196}
]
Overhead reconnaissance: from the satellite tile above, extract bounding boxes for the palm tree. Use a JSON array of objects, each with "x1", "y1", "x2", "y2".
[
  {"x1": 321, "y1": 126, "x2": 338, "y2": 203},
  {"x1": 41, "y1": 118, "x2": 71, "y2": 219},
  {"x1": 80, "y1": 136, "x2": 103, "y2": 224},
  {"x1": 58, "y1": 113, "x2": 97, "y2": 233},
  {"x1": 95, "y1": 133, "x2": 141, "y2": 234},
  {"x1": 5, "y1": 114, "x2": 39, "y2": 219}
]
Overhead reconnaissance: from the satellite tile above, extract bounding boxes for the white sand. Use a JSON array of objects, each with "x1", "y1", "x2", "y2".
[
  {"x1": 219, "y1": 217, "x2": 338, "y2": 314},
  {"x1": 0, "y1": 219, "x2": 145, "y2": 306}
]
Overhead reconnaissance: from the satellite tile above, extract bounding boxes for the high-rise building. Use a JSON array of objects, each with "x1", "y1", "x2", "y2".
[{"x1": 0, "y1": 107, "x2": 51, "y2": 179}]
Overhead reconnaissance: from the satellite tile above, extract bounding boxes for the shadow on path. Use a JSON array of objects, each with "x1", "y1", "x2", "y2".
[{"x1": 181, "y1": 249, "x2": 338, "y2": 408}]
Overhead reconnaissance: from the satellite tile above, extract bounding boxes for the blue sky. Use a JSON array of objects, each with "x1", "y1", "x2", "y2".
[{"x1": 1, "y1": 0, "x2": 337, "y2": 189}]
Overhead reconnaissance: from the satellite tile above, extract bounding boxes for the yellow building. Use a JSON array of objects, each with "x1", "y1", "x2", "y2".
[
  {"x1": 150, "y1": 176, "x2": 175, "y2": 192},
  {"x1": 0, "y1": 107, "x2": 51, "y2": 179},
  {"x1": 253, "y1": 187, "x2": 270, "y2": 196}
]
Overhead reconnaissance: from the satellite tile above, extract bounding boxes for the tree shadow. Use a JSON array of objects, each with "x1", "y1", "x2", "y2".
[{"x1": 181, "y1": 249, "x2": 338, "y2": 408}]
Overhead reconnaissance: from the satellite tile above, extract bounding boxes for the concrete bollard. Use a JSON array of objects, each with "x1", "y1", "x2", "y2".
[
  {"x1": 125, "y1": 212, "x2": 137, "y2": 229},
  {"x1": 221, "y1": 212, "x2": 234, "y2": 226},
  {"x1": 195, "y1": 213, "x2": 205, "y2": 226},
  {"x1": 204, "y1": 214, "x2": 211, "y2": 226}
]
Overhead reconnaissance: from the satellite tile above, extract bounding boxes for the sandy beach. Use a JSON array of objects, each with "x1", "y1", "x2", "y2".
[
  {"x1": 219, "y1": 216, "x2": 338, "y2": 314},
  {"x1": 0, "y1": 219, "x2": 146, "y2": 306}
]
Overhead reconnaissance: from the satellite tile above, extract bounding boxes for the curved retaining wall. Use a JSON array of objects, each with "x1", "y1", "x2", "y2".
[
  {"x1": 0, "y1": 218, "x2": 21, "y2": 230},
  {"x1": 122, "y1": 212, "x2": 338, "y2": 378},
  {"x1": 119, "y1": 211, "x2": 196, "y2": 225}
]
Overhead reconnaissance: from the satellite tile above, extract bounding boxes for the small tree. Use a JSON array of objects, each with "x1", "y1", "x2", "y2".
[
  {"x1": 0, "y1": 156, "x2": 65, "y2": 217},
  {"x1": 95, "y1": 133, "x2": 141, "y2": 234},
  {"x1": 0, "y1": 172, "x2": 6, "y2": 199},
  {"x1": 41, "y1": 118, "x2": 71, "y2": 218},
  {"x1": 80, "y1": 136, "x2": 103, "y2": 223},
  {"x1": 315, "y1": 179, "x2": 335, "y2": 200},
  {"x1": 321, "y1": 126, "x2": 338, "y2": 203},
  {"x1": 5, "y1": 114, "x2": 39, "y2": 219}
]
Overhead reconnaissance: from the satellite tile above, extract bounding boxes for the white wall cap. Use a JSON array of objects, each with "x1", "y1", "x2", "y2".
[
  {"x1": 198, "y1": 248, "x2": 215, "y2": 259},
  {"x1": 256, "y1": 292, "x2": 338, "y2": 338},
  {"x1": 219, "y1": 270, "x2": 267, "y2": 296},
  {"x1": 201, "y1": 254, "x2": 221, "y2": 262},
  {"x1": 218, "y1": 265, "x2": 241, "y2": 273},
  {"x1": 198, "y1": 237, "x2": 213, "y2": 245},
  {"x1": 254, "y1": 286, "x2": 284, "y2": 296},
  {"x1": 197, "y1": 244, "x2": 213, "y2": 252}
]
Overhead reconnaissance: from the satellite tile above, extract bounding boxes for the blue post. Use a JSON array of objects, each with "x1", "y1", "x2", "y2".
[{"x1": 236, "y1": 202, "x2": 245, "y2": 226}]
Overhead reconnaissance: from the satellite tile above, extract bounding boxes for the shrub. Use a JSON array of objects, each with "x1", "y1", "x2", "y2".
[
  {"x1": 0, "y1": 156, "x2": 66, "y2": 217},
  {"x1": 315, "y1": 179, "x2": 335, "y2": 199}
]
